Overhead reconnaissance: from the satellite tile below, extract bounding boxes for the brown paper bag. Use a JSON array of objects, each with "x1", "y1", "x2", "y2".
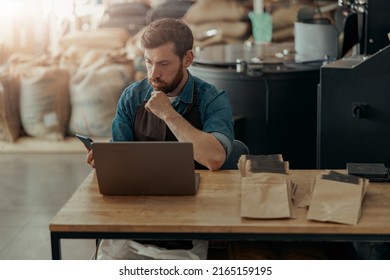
[
  {"x1": 238, "y1": 154, "x2": 288, "y2": 177},
  {"x1": 307, "y1": 171, "x2": 369, "y2": 225},
  {"x1": 246, "y1": 160, "x2": 289, "y2": 175},
  {"x1": 241, "y1": 173, "x2": 295, "y2": 219}
]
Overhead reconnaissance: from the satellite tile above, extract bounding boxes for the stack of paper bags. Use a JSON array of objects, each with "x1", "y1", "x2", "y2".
[
  {"x1": 306, "y1": 170, "x2": 369, "y2": 225},
  {"x1": 241, "y1": 173, "x2": 296, "y2": 219},
  {"x1": 238, "y1": 154, "x2": 295, "y2": 219},
  {"x1": 238, "y1": 154, "x2": 289, "y2": 177}
]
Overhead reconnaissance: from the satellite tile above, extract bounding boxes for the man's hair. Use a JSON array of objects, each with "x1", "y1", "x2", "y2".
[{"x1": 141, "y1": 18, "x2": 194, "y2": 59}]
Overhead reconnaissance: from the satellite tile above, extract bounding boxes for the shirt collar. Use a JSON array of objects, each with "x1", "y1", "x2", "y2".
[{"x1": 177, "y1": 71, "x2": 194, "y2": 105}]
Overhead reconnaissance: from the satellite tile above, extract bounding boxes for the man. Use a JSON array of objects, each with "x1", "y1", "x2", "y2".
[
  {"x1": 86, "y1": 18, "x2": 331, "y2": 260},
  {"x1": 87, "y1": 18, "x2": 234, "y2": 170},
  {"x1": 87, "y1": 18, "x2": 233, "y2": 260}
]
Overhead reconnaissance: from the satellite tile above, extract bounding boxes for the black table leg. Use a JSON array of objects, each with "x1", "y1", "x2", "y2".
[{"x1": 51, "y1": 232, "x2": 62, "y2": 260}]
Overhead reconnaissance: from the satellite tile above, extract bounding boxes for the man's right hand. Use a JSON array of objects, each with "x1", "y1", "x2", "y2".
[
  {"x1": 144, "y1": 91, "x2": 175, "y2": 120},
  {"x1": 87, "y1": 149, "x2": 95, "y2": 168}
]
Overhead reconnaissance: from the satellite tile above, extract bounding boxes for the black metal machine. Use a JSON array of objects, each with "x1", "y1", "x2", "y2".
[
  {"x1": 337, "y1": 0, "x2": 390, "y2": 55},
  {"x1": 317, "y1": 0, "x2": 390, "y2": 168},
  {"x1": 317, "y1": 44, "x2": 390, "y2": 169}
]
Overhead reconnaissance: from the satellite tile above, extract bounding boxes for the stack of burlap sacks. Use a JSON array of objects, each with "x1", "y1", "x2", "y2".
[
  {"x1": 182, "y1": 0, "x2": 332, "y2": 46},
  {"x1": 0, "y1": 27, "x2": 135, "y2": 142},
  {"x1": 182, "y1": 0, "x2": 252, "y2": 47}
]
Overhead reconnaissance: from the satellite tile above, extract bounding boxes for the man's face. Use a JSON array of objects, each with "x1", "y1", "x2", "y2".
[{"x1": 144, "y1": 42, "x2": 184, "y2": 94}]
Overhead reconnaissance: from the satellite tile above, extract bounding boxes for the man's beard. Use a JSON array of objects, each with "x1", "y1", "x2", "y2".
[{"x1": 149, "y1": 64, "x2": 184, "y2": 94}]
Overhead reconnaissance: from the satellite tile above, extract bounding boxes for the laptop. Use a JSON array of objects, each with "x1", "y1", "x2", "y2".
[{"x1": 92, "y1": 141, "x2": 200, "y2": 195}]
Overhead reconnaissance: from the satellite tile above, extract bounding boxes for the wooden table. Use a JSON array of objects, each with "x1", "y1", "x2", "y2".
[{"x1": 50, "y1": 170, "x2": 390, "y2": 259}]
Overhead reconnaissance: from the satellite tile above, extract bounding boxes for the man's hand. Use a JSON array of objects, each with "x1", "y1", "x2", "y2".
[
  {"x1": 87, "y1": 149, "x2": 95, "y2": 168},
  {"x1": 144, "y1": 91, "x2": 176, "y2": 120}
]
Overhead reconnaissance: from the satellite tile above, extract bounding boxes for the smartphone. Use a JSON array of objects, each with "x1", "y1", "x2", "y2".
[{"x1": 75, "y1": 134, "x2": 94, "y2": 150}]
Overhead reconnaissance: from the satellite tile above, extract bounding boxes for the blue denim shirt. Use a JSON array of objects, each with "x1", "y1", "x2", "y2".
[{"x1": 111, "y1": 72, "x2": 234, "y2": 155}]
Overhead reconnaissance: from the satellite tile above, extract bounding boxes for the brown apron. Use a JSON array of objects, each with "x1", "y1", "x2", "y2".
[{"x1": 134, "y1": 94, "x2": 205, "y2": 169}]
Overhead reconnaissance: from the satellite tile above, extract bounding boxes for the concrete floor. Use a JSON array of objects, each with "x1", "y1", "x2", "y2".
[{"x1": 0, "y1": 153, "x2": 96, "y2": 260}]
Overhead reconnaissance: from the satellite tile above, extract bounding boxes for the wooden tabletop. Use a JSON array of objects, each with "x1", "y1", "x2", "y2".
[{"x1": 50, "y1": 170, "x2": 390, "y2": 236}]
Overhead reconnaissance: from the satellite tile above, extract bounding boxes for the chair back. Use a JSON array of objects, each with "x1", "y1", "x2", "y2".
[{"x1": 220, "y1": 139, "x2": 249, "y2": 170}]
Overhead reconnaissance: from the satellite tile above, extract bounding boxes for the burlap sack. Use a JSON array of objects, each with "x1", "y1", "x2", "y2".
[
  {"x1": 183, "y1": 0, "x2": 249, "y2": 24},
  {"x1": 125, "y1": 27, "x2": 146, "y2": 60},
  {"x1": 272, "y1": 3, "x2": 304, "y2": 31},
  {"x1": 272, "y1": 26, "x2": 295, "y2": 42},
  {"x1": 58, "y1": 45, "x2": 114, "y2": 75},
  {"x1": 3, "y1": 53, "x2": 52, "y2": 77},
  {"x1": 69, "y1": 52, "x2": 134, "y2": 137},
  {"x1": 190, "y1": 21, "x2": 250, "y2": 41},
  {"x1": 59, "y1": 27, "x2": 130, "y2": 50},
  {"x1": 58, "y1": 27, "x2": 129, "y2": 74},
  {"x1": 0, "y1": 75, "x2": 21, "y2": 142},
  {"x1": 19, "y1": 66, "x2": 71, "y2": 140}
]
